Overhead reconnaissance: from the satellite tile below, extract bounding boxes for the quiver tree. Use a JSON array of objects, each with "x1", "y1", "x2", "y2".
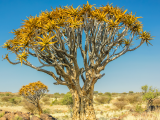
[
  {"x1": 141, "y1": 85, "x2": 160, "y2": 111},
  {"x1": 18, "y1": 81, "x2": 49, "y2": 115},
  {"x1": 1, "y1": 1, "x2": 154, "y2": 120}
]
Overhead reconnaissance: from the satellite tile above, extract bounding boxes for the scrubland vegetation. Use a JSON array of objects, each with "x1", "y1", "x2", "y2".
[{"x1": 0, "y1": 90, "x2": 160, "y2": 120}]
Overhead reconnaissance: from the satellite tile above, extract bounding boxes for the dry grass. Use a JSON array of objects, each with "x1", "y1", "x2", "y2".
[{"x1": 0, "y1": 92, "x2": 160, "y2": 120}]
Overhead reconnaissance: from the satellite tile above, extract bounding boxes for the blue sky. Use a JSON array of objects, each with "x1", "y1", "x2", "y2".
[{"x1": 0, "y1": 0, "x2": 160, "y2": 94}]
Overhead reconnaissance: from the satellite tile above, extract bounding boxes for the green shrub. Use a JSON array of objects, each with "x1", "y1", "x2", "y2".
[
  {"x1": 43, "y1": 108, "x2": 51, "y2": 114},
  {"x1": 135, "y1": 103, "x2": 144, "y2": 113},
  {"x1": 9, "y1": 98, "x2": 18, "y2": 105},
  {"x1": 51, "y1": 98, "x2": 59, "y2": 105},
  {"x1": 53, "y1": 93, "x2": 60, "y2": 99},
  {"x1": 5, "y1": 93, "x2": 10, "y2": 96},
  {"x1": 13, "y1": 115, "x2": 23, "y2": 120},
  {"x1": 0, "y1": 111, "x2": 5, "y2": 118},
  {"x1": 60, "y1": 92, "x2": 73, "y2": 105},
  {"x1": 0, "y1": 94, "x2": 5, "y2": 97}
]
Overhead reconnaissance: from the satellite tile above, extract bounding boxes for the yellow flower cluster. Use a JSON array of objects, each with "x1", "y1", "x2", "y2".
[
  {"x1": 1, "y1": 1, "x2": 154, "y2": 65},
  {"x1": 18, "y1": 81, "x2": 49, "y2": 97}
]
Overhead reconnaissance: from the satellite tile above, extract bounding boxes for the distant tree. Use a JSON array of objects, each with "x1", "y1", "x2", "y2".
[
  {"x1": 141, "y1": 85, "x2": 160, "y2": 111},
  {"x1": 53, "y1": 92, "x2": 60, "y2": 99},
  {"x1": 104, "y1": 92, "x2": 111, "y2": 96},
  {"x1": 1, "y1": 1, "x2": 154, "y2": 119},
  {"x1": 141, "y1": 84, "x2": 148, "y2": 95},
  {"x1": 93, "y1": 91, "x2": 98, "y2": 95},
  {"x1": 98, "y1": 92, "x2": 103, "y2": 95},
  {"x1": 61, "y1": 93, "x2": 65, "y2": 96},
  {"x1": 129, "y1": 91, "x2": 134, "y2": 94},
  {"x1": 18, "y1": 81, "x2": 49, "y2": 116}
]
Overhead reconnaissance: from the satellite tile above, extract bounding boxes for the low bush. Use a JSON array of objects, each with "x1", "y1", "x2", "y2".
[
  {"x1": 104, "y1": 92, "x2": 111, "y2": 96},
  {"x1": 117, "y1": 97, "x2": 127, "y2": 102},
  {"x1": 111, "y1": 93, "x2": 119, "y2": 97},
  {"x1": 44, "y1": 101, "x2": 51, "y2": 105},
  {"x1": 43, "y1": 108, "x2": 51, "y2": 114},
  {"x1": 113, "y1": 101, "x2": 127, "y2": 110},
  {"x1": 50, "y1": 98, "x2": 61, "y2": 105},
  {"x1": 0, "y1": 111, "x2": 5, "y2": 118},
  {"x1": 1, "y1": 96, "x2": 13, "y2": 102},
  {"x1": 129, "y1": 91, "x2": 134, "y2": 94},
  {"x1": 14, "y1": 115, "x2": 23, "y2": 120},
  {"x1": 41, "y1": 97, "x2": 49, "y2": 103},
  {"x1": 9, "y1": 98, "x2": 18, "y2": 106},
  {"x1": 94, "y1": 96, "x2": 111, "y2": 104},
  {"x1": 94, "y1": 91, "x2": 98, "y2": 95},
  {"x1": 60, "y1": 92, "x2": 73, "y2": 105},
  {"x1": 0, "y1": 94, "x2": 5, "y2": 97},
  {"x1": 126, "y1": 94, "x2": 140, "y2": 104},
  {"x1": 5, "y1": 93, "x2": 10, "y2": 96},
  {"x1": 98, "y1": 92, "x2": 103, "y2": 96},
  {"x1": 153, "y1": 99, "x2": 160, "y2": 106},
  {"x1": 134, "y1": 103, "x2": 145, "y2": 113}
]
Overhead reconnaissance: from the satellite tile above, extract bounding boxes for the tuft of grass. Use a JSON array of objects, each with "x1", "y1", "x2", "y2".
[
  {"x1": 12, "y1": 115, "x2": 23, "y2": 120},
  {"x1": 0, "y1": 111, "x2": 5, "y2": 118},
  {"x1": 43, "y1": 108, "x2": 51, "y2": 114},
  {"x1": 134, "y1": 103, "x2": 145, "y2": 113}
]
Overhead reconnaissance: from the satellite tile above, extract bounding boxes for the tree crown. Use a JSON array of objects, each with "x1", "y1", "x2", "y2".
[{"x1": 1, "y1": 1, "x2": 154, "y2": 66}]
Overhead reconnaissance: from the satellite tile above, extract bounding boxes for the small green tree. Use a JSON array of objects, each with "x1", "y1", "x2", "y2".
[
  {"x1": 141, "y1": 85, "x2": 148, "y2": 95},
  {"x1": 141, "y1": 85, "x2": 160, "y2": 111}
]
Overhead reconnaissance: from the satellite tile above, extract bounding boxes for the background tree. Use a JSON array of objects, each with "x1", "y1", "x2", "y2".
[
  {"x1": 18, "y1": 81, "x2": 49, "y2": 116},
  {"x1": 1, "y1": 1, "x2": 154, "y2": 120},
  {"x1": 141, "y1": 85, "x2": 160, "y2": 111},
  {"x1": 141, "y1": 84, "x2": 148, "y2": 95}
]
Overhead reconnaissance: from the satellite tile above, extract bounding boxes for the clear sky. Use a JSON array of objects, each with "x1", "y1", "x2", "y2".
[{"x1": 0, "y1": 0, "x2": 160, "y2": 94}]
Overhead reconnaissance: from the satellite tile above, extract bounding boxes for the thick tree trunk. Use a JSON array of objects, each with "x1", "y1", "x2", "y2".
[
  {"x1": 68, "y1": 83, "x2": 97, "y2": 120},
  {"x1": 37, "y1": 99, "x2": 43, "y2": 115},
  {"x1": 71, "y1": 91, "x2": 96, "y2": 120}
]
